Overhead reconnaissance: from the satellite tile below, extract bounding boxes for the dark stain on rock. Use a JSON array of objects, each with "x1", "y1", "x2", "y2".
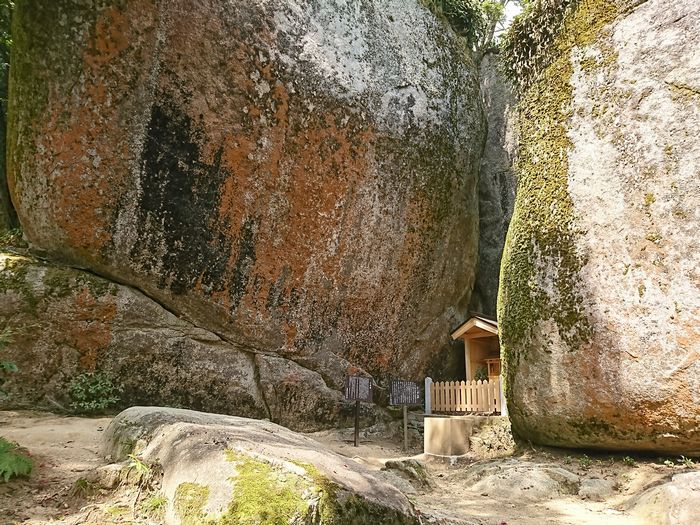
[
  {"x1": 229, "y1": 215, "x2": 257, "y2": 311},
  {"x1": 131, "y1": 96, "x2": 246, "y2": 302}
]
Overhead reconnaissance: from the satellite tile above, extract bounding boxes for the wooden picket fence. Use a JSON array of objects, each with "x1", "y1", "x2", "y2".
[{"x1": 429, "y1": 379, "x2": 502, "y2": 414}]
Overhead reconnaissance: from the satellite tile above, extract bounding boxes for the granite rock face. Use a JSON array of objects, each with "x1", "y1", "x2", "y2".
[
  {"x1": 499, "y1": 0, "x2": 700, "y2": 452},
  {"x1": 0, "y1": 252, "x2": 383, "y2": 430},
  {"x1": 6, "y1": 0, "x2": 484, "y2": 414},
  {"x1": 0, "y1": 253, "x2": 267, "y2": 419}
]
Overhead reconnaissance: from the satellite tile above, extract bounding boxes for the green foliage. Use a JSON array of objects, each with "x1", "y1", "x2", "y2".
[
  {"x1": 128, "y1": 453, "x2": 152, "y2": 484},
  {"x1": 69, "y1": 371, "x2": 121, "y2": 414},
  {"x1": 105, "y1": 505, "x2": 130, "y2": 516},
  {"x1": 424, "y1": 0, "x2": 509, "y2": 52},
  {"x1": 622, "y1": 455, "x2": 637, "y2": 467},
  {"x1": 70, "y1": 477, "x2": 97, "y2": 498},
  {"x1": 578, "y1": 454, "x2": 591, "y2": 470},
  {"x1": 474, "y1": 365, "x2": 489, "y2": 381},
  {"x1": 140, "y1": 493, "x2": 168, "y2": 518},
  {"x1": 0, "y1": 436, "x2": 33, "y2": 482},
  {"x1": 0, "y1": 228, "x2": 24, "y2": 247},
  {"x1": 437, "y1": 0, "x2": 485, "y2": 44},
  {"x1": 679, "y1": 456, "x2": 695, "y2": 468},
  {"x1": 500, "y1": 0, "x2": 576, "y2": 88}
]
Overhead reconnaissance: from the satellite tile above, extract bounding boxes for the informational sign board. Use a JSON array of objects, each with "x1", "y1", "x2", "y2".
[
  {"x1": 389, "y1": 379, "x2": 422, "y2": 406},
  {"x1": 345, "y1": 375, "x2": 373, "y2": 403}
]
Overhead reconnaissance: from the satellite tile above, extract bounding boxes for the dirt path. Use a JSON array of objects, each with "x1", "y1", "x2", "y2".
[
  {"x1": 0, "y1": 410, "x2": 695, "y2": 525},
  {"x1": 312, "y1": 430, "x2": 684, "y2": 525},
  {"x1": 0, "y1": 410, "x2": 111, "y2": 524}
]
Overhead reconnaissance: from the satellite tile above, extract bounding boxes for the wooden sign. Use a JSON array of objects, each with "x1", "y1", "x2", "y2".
[
  {"x1": 345, "y1": 375, "x2": 373, "y2": 447},
  {"x1": 389, "y1": 379, "x2": 422, "y2": 406},
  {"x1": 345, "y1": 375, "x2": 373, "y2": 403}
]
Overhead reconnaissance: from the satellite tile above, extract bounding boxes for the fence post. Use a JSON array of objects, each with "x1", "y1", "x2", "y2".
[
  {"x1": 424, "y1": 377, "x2": 432, "y2": 414},
  {"x1": 499, "y1": 376, "x2": 508, "y2": 416}
]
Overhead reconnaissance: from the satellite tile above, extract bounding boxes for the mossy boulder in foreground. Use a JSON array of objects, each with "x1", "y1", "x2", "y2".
[{"x1": 104, "y1": 407, "x2": 419, "y2": 524}]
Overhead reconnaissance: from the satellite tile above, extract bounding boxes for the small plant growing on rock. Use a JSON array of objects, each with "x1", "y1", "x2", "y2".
[
  {"x1": 69, "y1": 371, "x2": 121, "y2": 414},
  {"x1": 0, "y1": 326, "x2": 18, "y2": 398},
  {"x1": 128, "y1": 454, "x2": 151, "y2": 480},
  {"x1": 679, "y1": 456, "x2": 695, "y2": 468},
  {"x1": 0, "y1": 329, "x2": 31, "y2": 483},
  {"x1": 140, "y1": 494, "x2": 168, "y2": 519},
  {"x1": 0, "y1": 228, "x2": 26, "y2": 249},
  {"x1": 622, "y1": 456, "x2": 637, "y2": 467},
  {"x1": 69, "y1": 477, "x2": 97, "y2": 498},
  {"x1": 578, "y1": 454, "x2": 591, "y2": 470}
]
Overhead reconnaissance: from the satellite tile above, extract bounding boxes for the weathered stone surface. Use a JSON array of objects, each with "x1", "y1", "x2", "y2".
[
  {"x1": 467, "y1": 416, "x2": 516, "y2": 459},
  {"x1": 499, "y1": 0, "x2": 700, "y2": 452},
  {"x1": 7, "y1": 0, "x2": 483, "y2": 407},
  {"x1": 0, "y1": 252, "x2": 267, "y2": 418},
  {"x1": 470, "y1": 51, "x2": 517, "y2": 317},
  {"x1": 578, "y1": 477, "x2": 616, "y2": 502},
  {"x1": 255, "y1": 354, "x2": 362, "y2": 432},
  {"x1": 463, "y1": 459, "x2": 580, "y2": 502},
  {"x1": 626, "y1": 471, "x2": 700, "y2": 525},
  {"x1": 104, "y1": 406, "x2": 419, "y2": 524}
]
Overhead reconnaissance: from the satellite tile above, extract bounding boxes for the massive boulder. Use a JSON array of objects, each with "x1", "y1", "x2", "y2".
[
  {"x1": 103, "y1": 407, "x2": 419, "y2": 524},
  {"x1": 499, "y1": 0, "x2": 700, "y2": 452},
  {"x1": 7, "y1": 0, "x2": 483, "y2": 405}
]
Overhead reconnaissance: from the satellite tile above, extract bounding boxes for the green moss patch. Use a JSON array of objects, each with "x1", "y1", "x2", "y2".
[
  {"x1": 498, "y1": 0, "x2": 622, "y2": 397},
  {"x1": 222, "y1": 451, "x2": 311, "y2": 525},
  {"x1": 43, "y1": 265, "x2": 116, "y2": 298},
  {"x1": 217, "y1": 451, "x2": 417, "y2": 525},
  {"x1": 174, "y1": 482, "x2": 210, "y2": 525},
  {"x1": 0, "y1": 253, "x2": 37, "y2": 312}
]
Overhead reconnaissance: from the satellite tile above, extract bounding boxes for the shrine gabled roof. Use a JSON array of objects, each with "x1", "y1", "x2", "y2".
[{"x1": 450, "y1": 315, "x2": 498, "y2": 340}]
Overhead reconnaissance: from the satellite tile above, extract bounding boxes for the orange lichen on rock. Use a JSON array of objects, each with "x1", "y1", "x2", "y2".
[{"x1": 66, "y1": 288, "x2": 117, "y2": 370}]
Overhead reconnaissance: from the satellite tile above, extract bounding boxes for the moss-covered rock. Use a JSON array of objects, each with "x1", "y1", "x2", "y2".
[
  {"x1": 174, "y1": 482, "x2": 211, "y2": 525},
  {"x1": 499, "y1": 0, "x2": 700, "y2": 453},
  {"x1": 104, "y1": 407, "x2": 419, "y2": 524}
]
